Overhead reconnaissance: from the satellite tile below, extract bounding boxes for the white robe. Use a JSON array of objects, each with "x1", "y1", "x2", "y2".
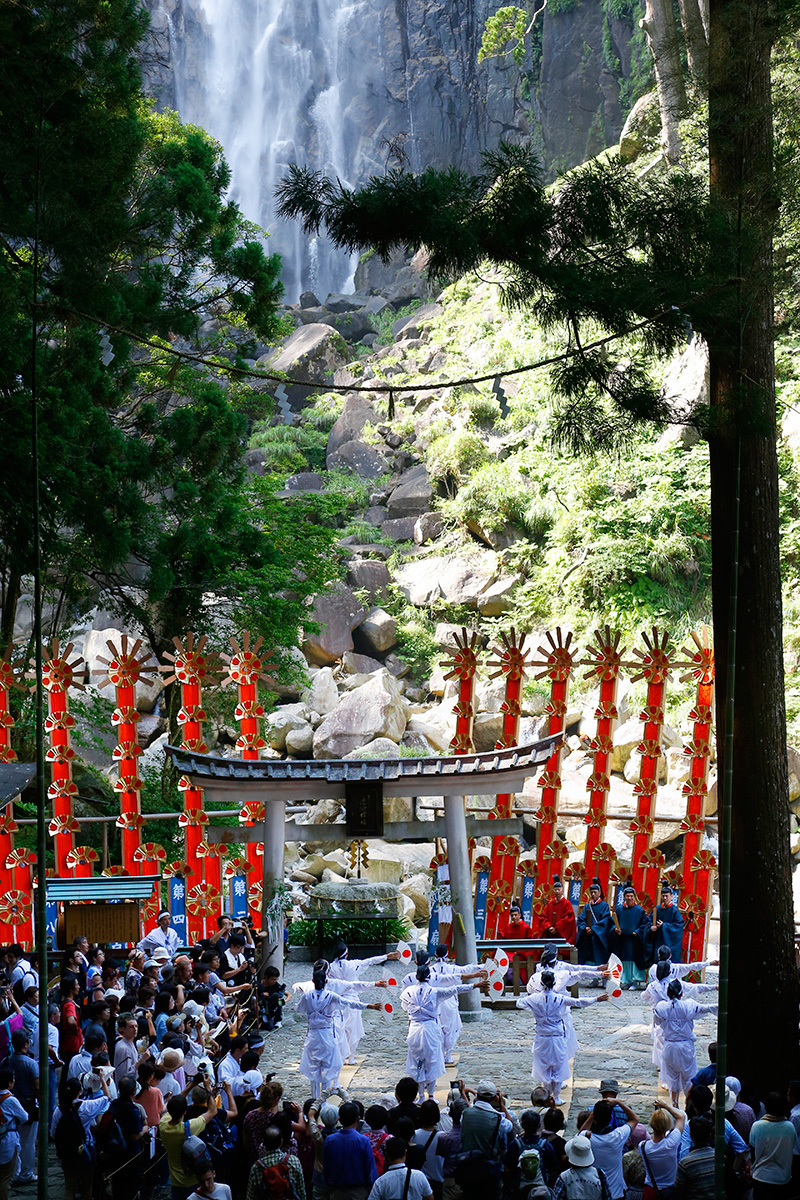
[
  {"x1": 327, "y1": 954, "x2": 386, "y2": 1058},
  {"x1": 526, "y1": 962, "x2": 603, "y2": 1058},
  {"x1": 401, "y1": 982, "x2": 470, "y2": 1084},
  {"x1": 137, "y1": 925, "x2": 180, "y2": 958},
  {"x1": 654, "y1": 998, "x2": 718, "y2": 1095},
  {"x1": 295, "y1": 985, "x2": 369, "y2": 1089},
  {"x1": 643, "y1": 975, "x2": 717, "y2": 1068},
  {"x1": 429, "y1": 960, "x2": 477, "y2": 1060},
  {"x1": 516, "y1": 989, "x2": 598, "y2": 1086}
]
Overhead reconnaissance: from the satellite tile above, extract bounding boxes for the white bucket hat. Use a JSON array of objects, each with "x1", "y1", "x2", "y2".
[{"x1": 566, "y1": 1135, "x2": 595, "y2": 1167}]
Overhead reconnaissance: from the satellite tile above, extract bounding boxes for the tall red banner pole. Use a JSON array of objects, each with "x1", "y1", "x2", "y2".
[
  {"x1": 580, "y1": 628, "x2": 624, "y2": 871},
  {"x1": 221, "y1": 632, "x2": 274, "y2": 922},
  {"x1": 484, "y1": 631, "x2": 530, "y2": 937},
  {"x1": 162, "y1": 634, "x2": 220, "y2": 942},
  {"x1": 39, "y1": 640, "x2": 85, "y2": 878},
  {"x1": 95, "y1": 636, "x2": 158, "y2": 877},
  {"x1": 531, "y1": 629, "x2": 574, "y2": 899},
  {"x1": 0, "y1": 647, "x2": 24, "y2": 943},
  {"x1": 676, "y1": 628, "x2": 716, "y2": 963},
  {"x1": 625, "y1": 629, "x2": 673, "y2": 895}
]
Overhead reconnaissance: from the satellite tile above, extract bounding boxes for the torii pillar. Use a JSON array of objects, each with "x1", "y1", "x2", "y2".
[{"x1": 440, "y1": 631, "x2": 483, "y2": 1020}]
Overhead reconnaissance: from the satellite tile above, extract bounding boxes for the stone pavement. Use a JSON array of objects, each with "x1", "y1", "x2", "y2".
[{"x1": 261, "y1": 961, "x2": 719, "y2": 1131}]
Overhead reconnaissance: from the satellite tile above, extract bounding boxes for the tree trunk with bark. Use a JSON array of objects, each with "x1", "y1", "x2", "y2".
[
  {"x1": 708, "y1": 0, "x2": 800, "y2": 1092},
  {"x1": 640, "y1": 0, "x2": 688, "y2": 163},
  {"x1": 677, "y1": 0, "x2": 709, "y2": 86}
]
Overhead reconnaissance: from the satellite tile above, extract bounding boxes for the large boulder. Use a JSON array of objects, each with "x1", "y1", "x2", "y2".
[
  {"x1": 324, "y1": 292, "x2": 368, "y2": 313},
  {"x1": 342, "y1": 650, "x2": 385, "y2": 674},
  {"x1": 478, "y1": 575, "x2": 522, "y2": 616},
  {"x1": 82, "y1": 629, "x2": 163, "y2": 713},
  {"x1": 357, "y1": 608, "x2": 398, "y2": 655},
  {"x1": 395, "y1": 551, "x2": 499, "y2": 608},
  {"x1": 327, "y1": 395, "x2": 379, "y2": 458},
  {"x1": 327, "y1": 440, "x2": 388, "y2": 478},
  {"x1": 260, "y1": 324, "x2": 349, "y2": 409},
  {"x1": 312, "y1": 670, "x2": 407, "y2": 759},
  {"x1": 265, "y1": 703, "x2": 310, "y2": 750},
  {"x1": 346, "y1": 559, "x2": 391, "y2": 597},
  {"x1": 399, "y1": 872, "x2": 432, "y2": 921},
  {"x1": 301, "y1": 668, "x2": 339, "y2": 716},
  {"x1": 609, "y1": 718, "x2": 645, "y2": 773},
  {"x1": 303, "y1": 585, "x2": 367, "y2": 666},
  {"x1": 387, "y1": 465, "x2": 434, "y2": 520},
  {"x1": 285, "y1": 723, "x2": 315, "y2": 756},
  {"x1": 392, "y1": 303, "x2": 442, "y2": 341}
]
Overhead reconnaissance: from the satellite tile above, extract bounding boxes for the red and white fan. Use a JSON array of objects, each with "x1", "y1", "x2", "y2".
[
  {"x1": 381, "y1": 1000, "x2": 395, "y2": 1022},
  {"x1": 492, "y1": 948, "x2": 510, "y2": 974},
  {"x1": 396, "y1": 941, "x2": 414, "y2": 965},
  {"x1": 382, "y1": 967, "x2": 399, "y2": 989},
  {"x1": 606, "y1": 953, "x2": 624, "y2": 1006}
]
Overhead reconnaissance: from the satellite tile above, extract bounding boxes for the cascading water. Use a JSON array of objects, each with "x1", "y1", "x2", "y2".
[
  {"x1": 165, "y1": 0, "x2": 385, "y2": 302},
  {"x1": 147, "y1": 0, "x2": 527, "y2": 301}
]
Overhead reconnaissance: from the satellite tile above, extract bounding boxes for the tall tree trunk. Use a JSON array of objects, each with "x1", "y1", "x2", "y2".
[
  {"x1": 639, "y1": 0, "x2": 688, "y2": 163},
  {"x1": 708, "y1": 0, "x2": 800, "y2": 1092},
  {"x1": 0, "y1": 569, "x2": 21, "y2": 649},
  {"x1": 677, "y1": 0, "x2": 709, "y2": 86}
]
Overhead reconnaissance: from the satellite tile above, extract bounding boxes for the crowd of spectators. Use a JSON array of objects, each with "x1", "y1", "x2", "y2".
[{"x1": 0, "y1": 922, "x2": 794, "y2": 1200}]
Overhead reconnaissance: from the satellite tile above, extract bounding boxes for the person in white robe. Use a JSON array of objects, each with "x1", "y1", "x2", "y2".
[
  {"x1": 654, "y1": 979, "x2": 718, "y2": 1104},
  {"x1": 645, "y1": 945, "x2": 713, "y2": 987},
  {"x1": 516, "y1": 969, "x2": 609, "y2": 1103},
  {"x1": 294, "y1": 960, "x2": 382, "y2": 1099},
  {"x1": 137, "y1": 910, "x2": 180, "y2": 959},
  {"x1": 400, "y1": 965, "x2": 483, "y2": 1100},
  {"x1": 644, "y1": 959, "x2": 717, "y2": 1072},
  {"x1": 527, "y1": 945, "x2": 607, "y2": 1059},
  {"x1": 327, "y1": 940, "x2": 401, "y2": 1064},
  {"x1": 429, "y1": 945, "x2": 486, "y2": 1064}
]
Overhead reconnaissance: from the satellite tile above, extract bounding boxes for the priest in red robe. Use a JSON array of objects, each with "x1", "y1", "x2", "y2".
[{"x1": 539, "y1": 876, "x2": 577, "y2": 944}]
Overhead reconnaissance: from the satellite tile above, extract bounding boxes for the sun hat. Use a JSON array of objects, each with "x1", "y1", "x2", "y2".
[
  {"x1": 143, "y1": 958, "x2": 160, "y2": 970},
  {"x1": 566, "y1": 1135, "x2": 595, "y2": 1167},
  {"x1": 160, "y1": 1048, "x2": 185, "y2": 1071},
  {"x1": 599, "y1": 1079, "x2": 620, "y2": 1095},
  {"x1": 476, "y1": 1079, "x2": 498, "y2": 1098}
]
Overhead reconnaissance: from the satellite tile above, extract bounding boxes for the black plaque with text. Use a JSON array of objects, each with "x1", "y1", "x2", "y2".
[{"x1": 345, "y1": 779, "x2": 384, "y2": 837}]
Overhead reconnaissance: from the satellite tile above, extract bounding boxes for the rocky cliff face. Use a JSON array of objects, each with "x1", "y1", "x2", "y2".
[{"x1": 140, "y1": 0, "x2": 640, "y2": 296}]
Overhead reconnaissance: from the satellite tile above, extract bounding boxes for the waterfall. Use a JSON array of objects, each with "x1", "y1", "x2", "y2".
[{"x1": 167, "y1": 0, "x2": 378, "y2": 302}]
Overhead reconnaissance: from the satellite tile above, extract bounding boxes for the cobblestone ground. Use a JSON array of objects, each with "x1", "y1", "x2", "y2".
[
  {"x1": 261, "y1": 961, "x2": 719, "y2": 1130},
  {"x1": 24, "y1": 962, "x2": 718, "y2": 1198}
]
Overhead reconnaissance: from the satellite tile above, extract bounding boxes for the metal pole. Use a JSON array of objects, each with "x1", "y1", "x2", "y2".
[
  {"x1": 442, "y1": 794, "x2": 482, "y2": 1020},
  {"x1": 260, "y1": 801, "x2": 286, "y2": 977},
  {"x1": 715, "y1": 437, "x2": 740, "y2": 1197}
]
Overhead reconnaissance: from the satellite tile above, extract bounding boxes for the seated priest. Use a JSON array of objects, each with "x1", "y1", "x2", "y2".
[
  {"x1": 498, "y1": 902, "x2": 536, "y2": 983},
  {"x1": 539, "y1": 876, "x2": 577, "y2": 944}
]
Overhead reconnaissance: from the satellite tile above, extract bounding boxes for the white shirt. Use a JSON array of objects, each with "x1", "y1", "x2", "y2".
[
  {"x1": 368, "y1": 1164, "x2": 433, "y2": 1200},
  {"x1": 588, "y1": 1124, "x2": 630, "y2": 1199},
  {"x1": 188, "y1": 1186, "x2": 232, "y2": 1200},
  {"x1": 639, "y1": 1129, "x2": 681, "y2": 1189},
  {"x1": 410, "y1": 1129, "x2": 444, "y2": 1182},
  {"x1": 138, "y1": 926, "x2": 180, "y2": 958},
  {"x1": 10, "y1": 959, "x2": 31, "y2": 985}
]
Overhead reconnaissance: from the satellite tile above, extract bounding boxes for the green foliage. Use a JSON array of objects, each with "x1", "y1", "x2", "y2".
[
  {"x1": 394, "y1": 616, "x2": 439, "y2": 679},
  {"x1": 479, "y1": 6, "x2": 530, "y2": 64},
  {"x1": 288, "y1": 917, "x2": 412, "y2": 947},
  {"x1": 374, "y1": 299, "x2": 423, "y2": 346},
  {"x1": 249, "y1": 422, "x2": 330, "y2": 474},
  {"x1": 426, "y1": 426, "x2": 490, "y2": 493}
]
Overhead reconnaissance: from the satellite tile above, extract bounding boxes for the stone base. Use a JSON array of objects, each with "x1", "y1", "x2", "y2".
[{"x1": 461, "y1": 1008, "x2": 494, "y2": 1023}]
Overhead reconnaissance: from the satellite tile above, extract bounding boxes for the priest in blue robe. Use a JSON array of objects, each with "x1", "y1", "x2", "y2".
[
  {"x1": 645, "y1": 883, "x2": 685, "y2": 963},
  {"x1": 611, "y1": 885, "x2": 649, "y2": 988},
  {"x1": 576, "y1": 878, "x2": 614, "y2": 970}
]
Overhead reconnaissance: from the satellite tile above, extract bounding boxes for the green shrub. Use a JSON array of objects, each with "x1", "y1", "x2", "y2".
[{"x1": 288, "y1": 917, "x2": 412, "y2": 947}]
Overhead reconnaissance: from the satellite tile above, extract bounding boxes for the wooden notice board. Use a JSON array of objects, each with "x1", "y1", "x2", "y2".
[{"x1": 62, "y1": 901, "x2": 140, "y2": 947}]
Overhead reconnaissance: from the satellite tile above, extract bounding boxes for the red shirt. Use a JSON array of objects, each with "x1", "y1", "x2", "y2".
[
  {"x1": 498, "y1": 916, "x2": 535, "y2": 940},
  {"x1": 540, "y1": 897, "x2": 577, "y2": 944},
  {"x1": 60, "y1": 999, "x2": 83, "y2": 1057}
]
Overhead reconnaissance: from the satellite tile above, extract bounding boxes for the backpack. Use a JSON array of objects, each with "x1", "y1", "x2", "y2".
[
  {"x1": 258, "y1": 1152, "x2": 296, "y2": 1200},
  {"x1": 54, "y1": 1101, "x2": 88, "y2": 1165},
  {"x1": 182, "y1": 1122, "x2": 212, "y2": 1176},
  {"x1": 96, "y1": 1109, "x2": 127, "y2": 1158},
  {"x1": 517, "y1": 1144, "x2": 542, "y2": 1185}
]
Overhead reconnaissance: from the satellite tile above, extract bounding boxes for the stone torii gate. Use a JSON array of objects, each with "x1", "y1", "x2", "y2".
[{"x1": 166, "y1": 736, "x2": 560, "y2": 1017}]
